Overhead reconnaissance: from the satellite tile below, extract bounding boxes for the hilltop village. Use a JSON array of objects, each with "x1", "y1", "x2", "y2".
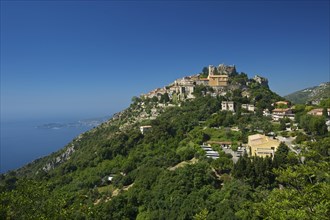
[
  {"x1": 143, "y1": 64, "x2": 268, "y2": 102},
  {"x1": 110, "y1": 64, "x2": 330, "y2": 161},
  {"x1": 135, "y1": 64, "x2": 270, "y2": 121}
]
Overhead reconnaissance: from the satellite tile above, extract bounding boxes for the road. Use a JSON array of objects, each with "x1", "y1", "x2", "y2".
[{"x1": 276, "y1": 136, "x2": 299, "y2": 154}]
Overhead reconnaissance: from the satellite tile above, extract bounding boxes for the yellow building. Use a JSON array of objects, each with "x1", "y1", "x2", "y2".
[
  {"x1": 248, "y1": 134, "x2": 280, "y2": 158},
  {"x1": 208, "y1": 74, "x2": 228, "y2": 87},
  {"x1": 207, "y1": 65, "x2": 229, "y2": 87}
]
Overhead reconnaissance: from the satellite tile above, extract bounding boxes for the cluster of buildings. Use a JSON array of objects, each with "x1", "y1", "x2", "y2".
[
  {"x1": 142, "y1": 64, "x2": 238, "y2": 101},
  {"x1": 215, "y1": 99, "x2": 296, "y2": 126},
  {"x1": 221, "y1": 102, "x2": 256, "y2": 112},
  {"x1": 204, "y1": 135, "x2": 279, "y2": 159},
  {"x1": 139, "y1": 104, "x2": 328, "y2": 160},
  {"x1": 201, "y1": 134, "x2": 280, "y2": 160},
  {"x1": 197, "y1": 134, "x2": 279, "y2": 160},
  {"x1": 206, "y1": 64, "x2": 232, "y2": 87},
  {"x1": 220, "y1": 100, "x2": 297, "y2": 122},
  {"x1": 270, "y1": 101, "x2": 295, "y2": 121},
  {"x1": 138, "y1": 64, "x2": 329, "y2": 160}
]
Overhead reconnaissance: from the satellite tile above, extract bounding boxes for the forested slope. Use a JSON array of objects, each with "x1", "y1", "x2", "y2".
[{"x1": 1, "y1": 75, "x2": 329, "y2": 219}]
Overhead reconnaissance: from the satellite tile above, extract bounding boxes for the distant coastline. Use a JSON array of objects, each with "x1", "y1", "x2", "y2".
[
  {"x1": 0, "y1": 115, "x2": 111, "y2": 173},
  {"x1": 36, "y1": 116, "x2": 111, "y2": 130}
]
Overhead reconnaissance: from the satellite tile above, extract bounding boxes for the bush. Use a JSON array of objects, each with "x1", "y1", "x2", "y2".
[{"x1": 280, "y1": 131, "x2": 289, "y2": 137}]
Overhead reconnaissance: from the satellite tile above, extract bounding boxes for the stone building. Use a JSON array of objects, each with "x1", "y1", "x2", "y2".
[
  {"x1": 217, "y1": 64, "x2": 237, "y2": 75},
  {"x1": 171, "y1": 77, "x2": 195, "y2": 99},
  {"x1": 195, "y1": 77, "x2": 209, "y2": 86},
  {"x1": 208, "y1": 65, "x2": 229, "y2": 87},
  {"x1": 253, "y1": 75, "x2": 269, "y2": 87}
]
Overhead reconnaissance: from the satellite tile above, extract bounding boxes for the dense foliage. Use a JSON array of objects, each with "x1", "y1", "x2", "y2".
[{"x1": 1, "y1": 84, "x2": 329, "y2": 219}]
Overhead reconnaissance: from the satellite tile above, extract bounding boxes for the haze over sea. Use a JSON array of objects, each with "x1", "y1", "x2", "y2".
[{"x1": 0, "y1": 115, "x2": 109, "y2": 173}]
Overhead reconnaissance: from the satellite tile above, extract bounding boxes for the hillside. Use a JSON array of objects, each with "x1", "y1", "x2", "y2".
[
  {"x1": 284, "y1": 82, "x2": 330, "y2": 104},
  {"x1": 1, "y1": 64, "x2": 329, "y2": 220}
]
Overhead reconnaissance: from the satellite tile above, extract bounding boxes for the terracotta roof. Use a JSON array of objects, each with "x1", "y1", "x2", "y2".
[
  {"x1": 272, "y1": 108, "x2": 290, "y2": 112},
  {"x1": 275, "y1": 101, "x2": 289, "y2": 105},
  {"x1": 140, "y1": 125, "x2": 152, "y2": 128}
]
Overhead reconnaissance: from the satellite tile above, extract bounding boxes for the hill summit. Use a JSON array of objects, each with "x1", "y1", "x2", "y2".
[{"x1": 142, "y1": 64, "x2": 269, "y2": 102}]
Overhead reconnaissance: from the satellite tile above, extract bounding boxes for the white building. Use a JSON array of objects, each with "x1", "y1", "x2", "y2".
[
  {"x1": 140, "y1": 125, "x2": 152, "y2": 134},
  {"x1": 272, "y1": 108, "x2": 294, "y2": 121},
  {"x1": 221, "y1": 101, "x2": 235, "y2": 112},
  {"x1": 242, "y1": 104, "x2": 255, "y2": 112}
]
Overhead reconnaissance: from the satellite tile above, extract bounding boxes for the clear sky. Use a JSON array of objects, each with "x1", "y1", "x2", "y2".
[{"x1": 1, "y1": 0, "x2": 329, "y2": 120}]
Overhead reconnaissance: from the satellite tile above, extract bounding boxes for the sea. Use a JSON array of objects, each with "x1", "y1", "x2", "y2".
[{"x1": 0, "y1": 116, "x2": 109, "y2": 174}]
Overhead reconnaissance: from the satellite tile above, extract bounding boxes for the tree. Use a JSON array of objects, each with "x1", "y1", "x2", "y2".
[
  {"x1": 152, "y1": 96, "x2": 159, "y2": 102},
  {"x1": 279, "y1": 118, "x2": 287, "y2": 131},
  {"x1": 255, "y1": 160, "x2": 330, "y2": 220},
  {"x1": 0, "y1": 180, "x2": 69, "y2": 219},
  {"x1": 300, "y1": 115, "x2": 328, "y2": 136},
  {"x1": 322, "y1": 107, "x2": 328, "y2": 117},
  {"x1": 273, "y1": 142, "x2": 290, "y2": 168},
  {"x1": 310, "y1": 116, "x2": 328, "y2": 136},
  {"x1": 160, "y1": 93, "x2": 170, "y2": 103},
  {"x1": 131, "y1": 96, "x2": 141, "y2": 104},
  {"x1": 294, "y1": 132, "x2": 308, "y2": 144},
  {"x1": 201, "y1": 67, "x2": 209, "y2": 77},
  {"x1": 193, "y1": 208, "x2": 208, "y2": 220},
  {"x1": 211, "y1": 156, "x2": 233, "y2": 174},
  {"x1": 213, "y1": 67, "x2": 219, "y2": 75},
  {"x1": 319, "y1": 98, "x2": 330, "y2": 108}
]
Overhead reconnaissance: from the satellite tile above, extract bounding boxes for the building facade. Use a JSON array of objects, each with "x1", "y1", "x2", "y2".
[
  {"x1": 308, "y1": 108, "x2": 330, "y2": 116},
  {"x1": 208, "y1": 65, "x2": 229, "y2": 87},
  {"x1": 241, "y1": 104, "x2": 255, "y2": 112},
  {"x1": 248, "y1": 134, "x2": 280, "y2": 158},
  {"x1": 272, "y1": 108, "x2": 294, "y2": 121},
  {"x1": 221, "y1": 101, "x2": 235, "y2": 112}
]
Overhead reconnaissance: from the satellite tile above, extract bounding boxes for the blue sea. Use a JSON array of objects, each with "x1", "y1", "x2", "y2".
[{"x1": 0, "y1": 117, "x2": 105, "y2": 174}]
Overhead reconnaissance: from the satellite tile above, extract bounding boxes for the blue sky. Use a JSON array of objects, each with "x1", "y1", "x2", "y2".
[{"x1": 1, "y1": 0, "x2": 329, "y2": 120}]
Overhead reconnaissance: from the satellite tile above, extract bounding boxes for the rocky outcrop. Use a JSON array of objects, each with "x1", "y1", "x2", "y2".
[
  {"x1": 217, "y1": 64, "x2": 237, "y2": 75},
  {"x1": 42, "y1": 144, "x2": 76, "y2": 172},
  {"x1": 253, "y1": 75, "x2": 269, "y2": 87}
]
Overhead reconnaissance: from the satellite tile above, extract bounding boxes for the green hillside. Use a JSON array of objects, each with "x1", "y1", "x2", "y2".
[
  {"x1": 1, "y1": 66, "x2": 329, "y2": 220},
  {"x1": 284, "y1": 82, "x2": 330, "y2": 104}
]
